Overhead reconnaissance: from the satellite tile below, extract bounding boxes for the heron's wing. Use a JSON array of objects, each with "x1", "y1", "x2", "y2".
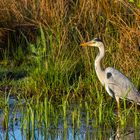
[{"x1": 104, "y1": 67, "x2": 140, "y2": 103}]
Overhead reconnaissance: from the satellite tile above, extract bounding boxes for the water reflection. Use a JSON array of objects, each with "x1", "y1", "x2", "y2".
[
  {"x1": 0, "y1": 120, "x2": 140, "y2": 140},
  {"x1": 110, "y1": 125, "x2": 140, "y2": 140},
  {"x1": 0, "y1": 99, "x2": 140, "y2": 140},
  {"x1": 1, "y1": 118, "x2": 140, "y2": 139}
]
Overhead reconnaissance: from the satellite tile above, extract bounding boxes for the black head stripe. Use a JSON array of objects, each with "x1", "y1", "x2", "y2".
[{"x1": 94, "y1": 38, "x2": 102, "y2": 42}]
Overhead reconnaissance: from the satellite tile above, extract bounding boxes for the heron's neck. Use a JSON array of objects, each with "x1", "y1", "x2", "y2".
[{"x1": 94, "y1": 44, "x2": 105, "y2": 85}]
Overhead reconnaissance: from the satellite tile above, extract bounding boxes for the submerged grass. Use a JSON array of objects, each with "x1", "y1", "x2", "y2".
[
  {"x1": 1, "y1": 94, "x2": 140, "y2": 139},
  {"x1": 0, "y1": 0, "x2": 140, "y2": 138}
]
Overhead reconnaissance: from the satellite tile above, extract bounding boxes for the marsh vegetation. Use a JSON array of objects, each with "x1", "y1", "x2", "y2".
[{"x1": 0, "y1": 0, "x2": 140, "y2": 139}]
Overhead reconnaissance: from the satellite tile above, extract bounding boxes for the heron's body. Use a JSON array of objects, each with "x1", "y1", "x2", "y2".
[
  {"x1": 104, "y1": 67, "x2": 140, "y2": 103},
  {"x1": 81, "y1": 38, "x2": 140, "y2": 107}
]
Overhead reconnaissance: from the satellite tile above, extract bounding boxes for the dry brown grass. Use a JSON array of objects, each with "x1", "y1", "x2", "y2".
[{"x1": 0, "y1": 0, "x2": 139, "y2": 74}]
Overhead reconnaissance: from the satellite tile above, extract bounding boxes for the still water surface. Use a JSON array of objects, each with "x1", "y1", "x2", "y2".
[{"x1": 0, "y1": 98, "x2": 140, "y2": 140}]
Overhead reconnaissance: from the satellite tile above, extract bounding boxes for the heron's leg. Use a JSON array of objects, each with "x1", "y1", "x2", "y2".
[{"x1": 115, "y1": 96, "x2": 120, "y2": 117}]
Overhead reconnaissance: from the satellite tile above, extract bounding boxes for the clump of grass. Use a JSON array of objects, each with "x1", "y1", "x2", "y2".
[
  {"x1": 0, "y1": 1, "x2": 140, "y2": 136},
  {"x1": 0, "y1": 0, "x2": 139, "y2": 81}
]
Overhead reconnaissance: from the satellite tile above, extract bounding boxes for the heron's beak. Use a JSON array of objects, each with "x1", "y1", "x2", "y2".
[{"x1": 80, "y1": 41, "x2": 95, "y2": 47}]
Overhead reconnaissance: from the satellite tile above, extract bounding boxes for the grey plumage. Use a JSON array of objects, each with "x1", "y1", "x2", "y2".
[
  {"x1": 105, "y1": 67, "x2": 140, "y2": 104},
  {"x1": 81, "y1": 38, "x2": 140, "y2": 105}
]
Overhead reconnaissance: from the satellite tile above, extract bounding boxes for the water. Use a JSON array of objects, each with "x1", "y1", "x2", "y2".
[
  {"x1": 1, "y1": 121, "x2": 140, "y2": 140},
  {"x1": 0, "y1": 98, "x2": 140, "y2": 140}
]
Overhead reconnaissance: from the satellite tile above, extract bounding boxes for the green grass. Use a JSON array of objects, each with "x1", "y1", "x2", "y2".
[
  {"x1": 1, "y1": 94, "x2": 140, "y2": 139},
  {"x1": 0, "y1": 0, "x2": 140, "y2": 139}
]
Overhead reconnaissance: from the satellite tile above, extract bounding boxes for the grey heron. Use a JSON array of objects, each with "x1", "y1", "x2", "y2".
[{"x1": 81, "y1": 38, "x2": 140, "y2": 110}]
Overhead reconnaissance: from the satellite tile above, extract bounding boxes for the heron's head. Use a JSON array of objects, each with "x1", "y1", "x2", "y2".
[{"x1": 80, "y1": 38, "x2": 103, "y2": 48}]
